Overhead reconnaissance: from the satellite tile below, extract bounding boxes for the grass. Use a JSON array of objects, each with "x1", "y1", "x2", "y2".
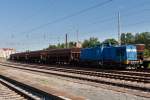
[
  {"x1": 149, "y1": 63, "x2": 150, "y2": 68},
  {"x1": 40, "y1": 79, "x2": 49, "y2": 84}
]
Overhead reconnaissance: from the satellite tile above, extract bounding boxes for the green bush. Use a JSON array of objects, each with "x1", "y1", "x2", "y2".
[{"x1": 144, "y1": 49, "x2": 150, "y2": 57}]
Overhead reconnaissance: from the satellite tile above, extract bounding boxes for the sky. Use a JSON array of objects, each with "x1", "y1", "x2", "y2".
[{"x1": 0, "y1": 0, "x2": 150, "y2": 51}]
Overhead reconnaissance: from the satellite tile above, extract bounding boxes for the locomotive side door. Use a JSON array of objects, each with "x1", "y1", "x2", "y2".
[{"x1": 116, "y1": 48, "x2": 125, "y2": 64}]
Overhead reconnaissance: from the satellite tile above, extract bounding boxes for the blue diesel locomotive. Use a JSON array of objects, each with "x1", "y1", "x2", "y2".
[{"x1": 80, "y1": 45, "x2": 140, "y2": 68}]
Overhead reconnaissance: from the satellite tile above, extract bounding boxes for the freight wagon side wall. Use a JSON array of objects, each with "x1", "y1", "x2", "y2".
[
  {"x1": 135, "y1": 44, "x2": 145, "y2": 60},
  {"x1": 47, "y1": 48, "x2": 73, "y2": 63}
]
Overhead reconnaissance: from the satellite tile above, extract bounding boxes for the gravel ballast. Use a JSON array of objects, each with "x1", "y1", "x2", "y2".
[{"x1": 0, "y1": 65, "x2": 149, "y2": 100}]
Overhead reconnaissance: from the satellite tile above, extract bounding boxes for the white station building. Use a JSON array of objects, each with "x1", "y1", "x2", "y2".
[{"x1": 0, "y1": 48, "x2": 16, "y2": 59}]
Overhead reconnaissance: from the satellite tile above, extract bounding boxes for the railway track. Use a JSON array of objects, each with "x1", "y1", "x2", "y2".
[
  {"x1": 1, "y1": 61, "x2": 150, "y2": 93},
  {"x1": 7, "y1": 61, "x2": 150, "y2": 77},
  {"x1": 0, "y1": 81, "x2": 27, "y2": 100},
  {"x1": 0, "y1": 75, "x2": 63, "y2": 100},
  {"x1": 4, "y1": 61, "x2": 150, "y2": 83},
  {"x1": 0, "y1": 75, "x2": 41, "y2": 100}
]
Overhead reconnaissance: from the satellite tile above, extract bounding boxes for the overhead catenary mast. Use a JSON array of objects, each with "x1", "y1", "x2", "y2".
[
  {"x1": 76, "y1": 29, "x2": 82, "y2": 48},
  {"x1": 76, "y1": 29, "x2": 79, "y2": 42},
  {"x1": 118, "y1": 12, "x2": 121, "y2": 45},
  {"x1": 65, "y1": 33, "x2": 68, "y2": 48}
]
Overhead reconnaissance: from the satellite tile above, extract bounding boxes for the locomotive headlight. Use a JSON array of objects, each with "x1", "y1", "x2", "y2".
[{"x1": 124, "y1": 60, "x2": 129, "y2": 64}]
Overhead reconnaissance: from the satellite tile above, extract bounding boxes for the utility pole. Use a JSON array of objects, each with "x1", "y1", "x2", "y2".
[
  {"x1": 57, "y1": 36, "x2": 60, "y2": 45},
  {"x1": 65, "y1": 33, "x2": 68, "y2": 48},
  {"x1": 118, "y1": 12, "x2": 121, "y2": 45},
  {"x1": 76, "y1": 29, "x2": 79, "y2": 42}
]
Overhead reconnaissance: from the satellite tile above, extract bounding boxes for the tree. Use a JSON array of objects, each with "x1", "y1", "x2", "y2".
[
  {"x1": 68, "y1": 41, "x2": 76, "y2": 48},
  {"x1": 103, "y1": 38, "x2": 118, "y2": 46},
  {"x1": 57, "y1": 43, "x2": 65, "y2": 48},
  {"x1": 47, "y1": 45, "x2": 57, "y2": 49},
  {"x1": 121, "y1": 33, "x2": 126, "y2": 45},
  {"x1": 82, "y1": 37, "x2": 100, "y2": 48},
  {"x1": 135, "y1": 32, "x2": 150, "y2": 49},
  {"x1": 125, "y1": 33, "x2": 135, "y2": 44},
  {"x1": 134, "y1": 33, "x2": 140, "y2": 43},
  {"x1": 26, "y1": 50, "x2": 30, "y2": 52},
  {"x1": 46, "y1": 41, "x2": 77, "y2": 49},
  {"x1": 121, "y1": 33, "x2": 135, "y2": 44}
]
